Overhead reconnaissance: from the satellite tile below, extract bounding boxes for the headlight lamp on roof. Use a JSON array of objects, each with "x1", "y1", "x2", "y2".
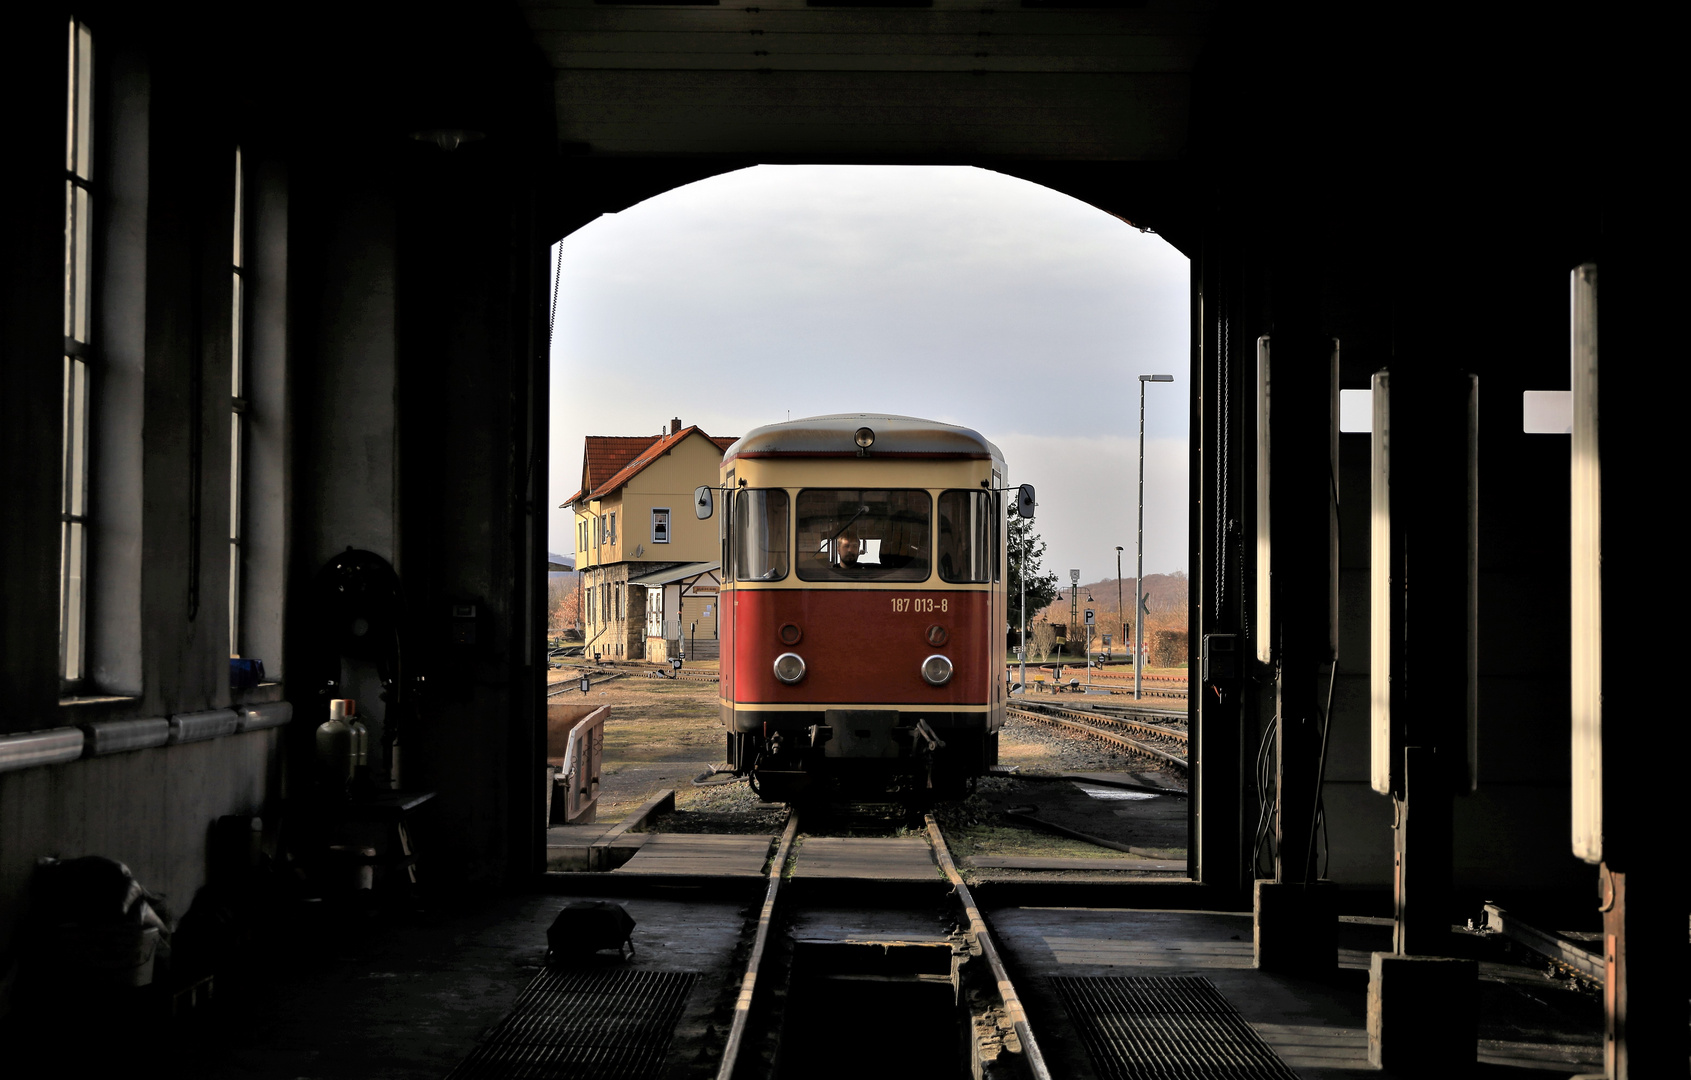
[{"x1": 853, "y1": 426, "x2": 875, "y2": 449}]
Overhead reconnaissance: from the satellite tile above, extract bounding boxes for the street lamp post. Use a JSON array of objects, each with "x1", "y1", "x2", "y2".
[
  {"x1": 1136, "y1": 374, "x2": 1174, "y2": 700},
  {"x1": 1068, "y1": 568, "x2": 1080, "y2": 663},
  {"x1": 1115, "y1": 545, "x2": 1125, "y2": 667},
  {"x1": 1018, "y1": 506, "x2": 1028, "y2": 691}
]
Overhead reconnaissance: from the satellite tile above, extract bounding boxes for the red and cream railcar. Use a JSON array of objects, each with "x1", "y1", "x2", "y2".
[{"x1": 712, "y1": 414, "x2": 1010, "y2": 802}]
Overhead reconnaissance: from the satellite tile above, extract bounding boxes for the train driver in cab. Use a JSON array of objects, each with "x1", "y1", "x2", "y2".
[{"x1": 835, "y1": 531, "x2": 864, "y2": 570}]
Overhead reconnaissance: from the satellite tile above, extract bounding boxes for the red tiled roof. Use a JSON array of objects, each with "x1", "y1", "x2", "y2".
[{"x1": 563, "y1": 427, "x2": 737, "y2": 507}]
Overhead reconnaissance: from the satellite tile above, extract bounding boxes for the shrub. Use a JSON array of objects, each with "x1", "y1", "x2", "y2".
[{"x1": 1150, "y1": 628, "x2": 1188, "y2": 668}]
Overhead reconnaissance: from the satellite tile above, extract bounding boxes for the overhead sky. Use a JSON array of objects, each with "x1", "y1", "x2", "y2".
[{"x1": 549, "y1": 164, "x2": 1190, "y2": 580}]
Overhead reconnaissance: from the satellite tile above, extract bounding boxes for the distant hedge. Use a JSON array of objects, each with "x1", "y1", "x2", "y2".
[{"x1": 1150, "y1": 628, "x2": 1188, "y2": 668}]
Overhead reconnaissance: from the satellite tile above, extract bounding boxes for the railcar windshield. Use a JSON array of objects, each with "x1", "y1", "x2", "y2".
[
  {"x1": 796, "y1": 489, "x2": 931, "y2": 582},
  {"x1": 937, "y1": 490, "x2": 993, "y2": 583},
  {"x1": 733, "y1": 489, "x2": 790, "y2": 581}
]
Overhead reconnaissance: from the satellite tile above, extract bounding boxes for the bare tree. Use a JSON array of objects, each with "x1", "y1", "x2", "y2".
[
  {"x1": 549, "y1": 574, "x2": 580, "y2": 631},
  {"x1": 1031, "y1": 621, "x2": 1057, "y2": 660}
]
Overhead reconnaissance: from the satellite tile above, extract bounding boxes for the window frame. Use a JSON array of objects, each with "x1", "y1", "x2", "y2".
[
  {"x1": 59, "y1": 15, "x2": 97, "y2": 690},
  {"x1": 732, "y1": 488, "x2": 791, "y2": 582},
  {"x1": 794, "y1": 488, "x2": 932, "y2": 584},
  {"x1": 651, "y1": 506, "x2": 671, "y2": 544},
  {"x1": 936, "y1": 489, "x2": 994, "y2": 584},
  {"x1": 229, "y1": 145, "x2": 248, "y2": 660}
]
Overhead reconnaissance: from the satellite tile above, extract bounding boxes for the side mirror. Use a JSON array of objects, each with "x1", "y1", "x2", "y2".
[
  {"x1": 694, "y1": 485, "x2": 715, "y2": 520},
  {"x1": 1016, "y1": 484, "x2": 1036, "y2": 519}
]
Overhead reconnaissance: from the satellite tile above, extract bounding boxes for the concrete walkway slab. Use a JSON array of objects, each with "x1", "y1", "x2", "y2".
[
  {"x1": 612, "y1": 833, "x2": 773, "y2": 877},
  {"x1": 986, "y1": 906, "x2": 1604, "y2": 1078},
  {"x1": 794, "y1": 836, "x2": 938, "y2": 881}
]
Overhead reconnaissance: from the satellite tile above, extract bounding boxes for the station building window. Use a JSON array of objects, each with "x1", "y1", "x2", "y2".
[{"x1": 651, "y1": 507, "x2": 670, "y2": 544}]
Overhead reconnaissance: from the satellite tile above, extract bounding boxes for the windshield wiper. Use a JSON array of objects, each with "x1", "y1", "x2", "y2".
[{"x1": 827, "y1": 504, "x2": 870, "y2": 546}]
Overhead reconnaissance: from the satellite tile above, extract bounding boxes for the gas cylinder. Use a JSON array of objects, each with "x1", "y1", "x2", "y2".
[
  {"x1": 346, "y1": 699, "x2": 370, "y2": 772},
  {"x1": 315, "y1": 699, "x2": 356, "y2": 786}
]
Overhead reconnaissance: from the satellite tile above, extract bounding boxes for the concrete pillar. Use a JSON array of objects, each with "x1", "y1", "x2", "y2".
[
  {"x1": 1367, "y1": 953, "x2": 1477, "y2": 1073},
  {"x1": 1367, "y1": 365, "x2": 1478, "y2": 1066},
  {"x1": 1253, "y1": 879, "x2": 1337, "y2": 975}
]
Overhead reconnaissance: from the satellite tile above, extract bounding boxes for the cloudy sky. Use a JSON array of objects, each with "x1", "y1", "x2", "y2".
[{"x1": 548, "y1": 165, "x2": 1190, "y2": 581}]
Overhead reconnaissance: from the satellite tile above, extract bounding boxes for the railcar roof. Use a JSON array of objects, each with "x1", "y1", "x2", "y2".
[{"x1": 722, "y1": 413, "x2": 1003, "y2": 464}]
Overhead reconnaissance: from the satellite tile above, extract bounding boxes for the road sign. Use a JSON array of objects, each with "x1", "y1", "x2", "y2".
[{"x1": 1084, "y1": 609, "x2": 1095, "y2": 625}]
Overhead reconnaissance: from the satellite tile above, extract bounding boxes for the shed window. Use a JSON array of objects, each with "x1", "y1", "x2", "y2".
[
  {"x1": 60, "y1": 17, "x2": 95, "y2": 684},
  {"x1": 229, "y1": 146, "x2": 247, "y2": 658}
]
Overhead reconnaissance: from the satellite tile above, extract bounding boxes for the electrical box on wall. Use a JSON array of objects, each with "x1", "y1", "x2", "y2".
[
  {"x1": 1202, "y1": 634, "x2": 1238, "y2": 683},
  {"x1": 451, "y1": 604, "x2": 478, "y2": 646}
]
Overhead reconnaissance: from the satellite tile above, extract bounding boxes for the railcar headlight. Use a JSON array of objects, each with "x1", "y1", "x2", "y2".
[
  {"x1": 921, "y1": 654, "x2": 953, "y2": 687},
  {"x1": 853, "y1": 426, "x2": 875, "y2": 449},
  {"x1": 773, "y1": 652, "x2": 807, "y2": 685}
]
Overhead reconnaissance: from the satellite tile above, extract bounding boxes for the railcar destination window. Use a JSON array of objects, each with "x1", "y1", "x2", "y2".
[
  {"x1": 797, "y1": 489, "x2": 930, "y2": 582},
  {"x1": 733, "y1": 489, "x2": 790, "y2": 581}
]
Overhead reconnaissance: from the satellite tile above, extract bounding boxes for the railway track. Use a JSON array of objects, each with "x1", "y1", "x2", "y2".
[
  {"x1": 1007, "y1": 702, "x2": 1188, "y2": 772},
  {"x1": 547, "y1": 665, "x2": 720, "y2": 696},
  {"x1": 717, "y1": 808, "x2": 1050, "y2": 1080},
  {"x1": 1086, "y1": 673, "x2": 1189, "y2": 699},
  {"x1": 1023, "y1": 668, "x2": 1189, "y2": 699}
]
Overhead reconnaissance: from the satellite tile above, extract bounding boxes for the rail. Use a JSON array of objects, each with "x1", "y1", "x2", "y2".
[
  {"x1": 1007, "y1": 705, "x2": 1188, "y2": 771},
  {"x1": 926, "y1": 813, "x2": 1054, "y2": 1080},
  {"x1": 1016, "y1": 700, "x2": 1186, "y2": 737},
  {"x1": 716, "y1": 809, "x2": 800, "y2": 1080}
]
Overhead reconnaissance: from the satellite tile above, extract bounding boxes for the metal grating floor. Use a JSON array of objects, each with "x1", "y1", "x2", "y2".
[
  {"x1": 445, "y1": 967, "x2": 696, "y2": 1080},
  {"x1": 1050, "y1": 976, "x2": 1301, "y2": 1080}
]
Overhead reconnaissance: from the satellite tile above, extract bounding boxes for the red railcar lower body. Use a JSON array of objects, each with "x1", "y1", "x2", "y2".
[{"x1": 719, "y1": 587, "x2": 1002, "y2": 801}]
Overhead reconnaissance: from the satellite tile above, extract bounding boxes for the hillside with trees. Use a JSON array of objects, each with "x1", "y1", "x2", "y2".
[{"x1": 1030, "y1": 570, "x2": 1188, "y2": 663}]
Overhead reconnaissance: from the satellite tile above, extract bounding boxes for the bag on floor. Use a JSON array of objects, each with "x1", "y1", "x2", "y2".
[{"x1": 546, "y1": 901, "x2": 635, "y2": 963}]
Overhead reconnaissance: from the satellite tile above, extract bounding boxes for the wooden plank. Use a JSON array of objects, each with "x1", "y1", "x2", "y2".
[
  {"x1": 794, "y1": 836, "x2": 939, "y2": 880},
  {"x1": 522, "y1": 7, "x2": 1217, "y2": 38},
  {"x1": 967, "y1": 856, "x2": 1187, "y2": 872},
  {"x1": 552, "y1": 64, "x2": 1186, "y2": 91},
  {"x1": 614, "y1": 832, "x2": 775, "y2": 877},
  {"x1": 543, "y1": 51, "x2": 1191, "y2": 73},
  {"x1": 534, "y1": 32, "x2": 1203, "y2": 55}
]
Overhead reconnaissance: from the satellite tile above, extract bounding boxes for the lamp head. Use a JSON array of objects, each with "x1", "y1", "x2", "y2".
[{"x1": 1138, "y1": 373, "x2": 1175, "y2": 383}]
